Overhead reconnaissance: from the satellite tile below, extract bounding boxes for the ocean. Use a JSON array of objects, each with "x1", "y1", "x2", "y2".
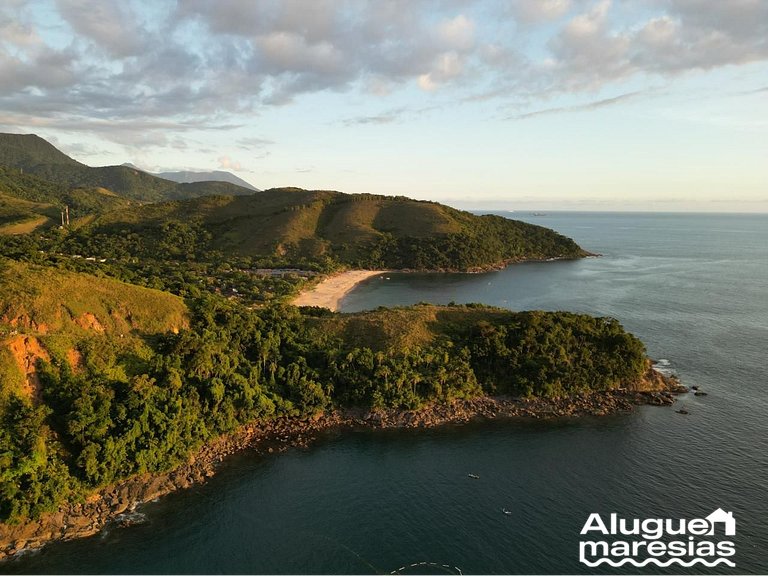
[{"x1": 4, "y1": 212, "x2": 767, "y2": 574}]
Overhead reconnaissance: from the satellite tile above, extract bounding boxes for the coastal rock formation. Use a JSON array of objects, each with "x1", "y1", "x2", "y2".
[{"x1": 0, "y1": 373, "x2": 684, "y2": 561}]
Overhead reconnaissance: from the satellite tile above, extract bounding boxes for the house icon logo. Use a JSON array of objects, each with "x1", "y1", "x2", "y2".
[
  {"x1": 580, "y1": 509, "x2": 738, "y2": 568},
  {"x1": 706, "y1": 508, "x2": 736, "y2": 536}
]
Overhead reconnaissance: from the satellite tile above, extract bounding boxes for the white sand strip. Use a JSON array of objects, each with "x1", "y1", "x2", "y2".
[{"x1": 291, "y1": 270, "x2": 386, "y2": 311}]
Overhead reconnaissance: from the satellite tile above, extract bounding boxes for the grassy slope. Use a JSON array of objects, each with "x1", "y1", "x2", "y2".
[
  {"x1": 0, "y1": 168, "x2": 133, "y2": 230},
  {"x1": 0, "y1": 259, "x2": 188, "y2": 335},
  {"x1": 0, "y1": 259, "x2": 189, "y2": 400},
  {"x1": 88, "y1": 188, "x2": 587, "y2": 267},
  {"x1": 0, "y1": 193, "x2": 58, "y2": 228}
]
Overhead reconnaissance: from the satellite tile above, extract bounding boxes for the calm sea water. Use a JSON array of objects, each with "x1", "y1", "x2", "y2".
[{"x1": 5, "y1": 212, "x2": 767, "y2": 574}]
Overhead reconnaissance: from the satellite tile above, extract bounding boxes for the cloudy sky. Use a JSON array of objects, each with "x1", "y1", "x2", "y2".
[{"x1": 1, "y1": 0, "x2": 766, "y2": 211}]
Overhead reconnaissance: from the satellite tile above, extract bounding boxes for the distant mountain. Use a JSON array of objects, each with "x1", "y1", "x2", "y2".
[
  {"x1": 0, "y1": 134, "x2": 255, "y2": 205},
  {"x1": 121, "y1": 163, "x2": 259, "y2": 192},
  {"x1": 156, "y1": 170, "x2": 259, "y2": 191}
]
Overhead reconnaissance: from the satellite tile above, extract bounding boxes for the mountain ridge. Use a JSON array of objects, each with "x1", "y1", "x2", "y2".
[
  {"x1": 79, "y1": 187, "x2": 588, "y2": 270},
  {"x1": 0, "y1": 134, "x2": 255, "y2": 206},
  {"x1": 121, "y1": 163, "x2": 260, "y2": 191},
  {"x1": 0, "y1": 133, "x2": 589, "y2": 274},
  {"x1": 155, "y1": 170, "x2": 259, "y2": 191}
]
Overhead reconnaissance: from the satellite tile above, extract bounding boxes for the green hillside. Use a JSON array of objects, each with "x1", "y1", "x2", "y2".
[
  {"x1": 0, "y1": 259, "x2": 190, "y2": 521},
  {"x1": 0, "y1": 168, "x2": 135, "y2": 233},
  {"x1": 0, "y1": 259, "x2": 188, "y2": 338},
  {"x1": 306, "y1": 304, "x2": 651, "y2": 401},
  {"x1": 0, "y1": 134, "x2": 587, "y2": 272},
  {"x1": 0, "y1": 257, "x2": 188, "y2": 406},
  {"x1": 0, "y1": 289, "x2": 656, "y2": 524},
  {"x1": 81, "y1": 188, "x2": 588, "y2": 270},
  {"x1": 0, "y1": 134, "x2": 255, "y2": 205},
  {"x1": 0, "y1": 133, "x2": 84, "y2": 170}
]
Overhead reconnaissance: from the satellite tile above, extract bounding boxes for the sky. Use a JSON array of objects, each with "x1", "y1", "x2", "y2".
[{"x1": 1, "y1": 0, "x2": 766, "y2": 212}]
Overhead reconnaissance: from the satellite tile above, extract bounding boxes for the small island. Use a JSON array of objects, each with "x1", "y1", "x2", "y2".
[{"x1": 0, "y1": 134, "x2": 682, "y2": 559}]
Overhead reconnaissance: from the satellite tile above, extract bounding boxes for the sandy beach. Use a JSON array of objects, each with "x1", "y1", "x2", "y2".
[{"x1": 291, "y1": 270, "x2": 386, "y2": 311}]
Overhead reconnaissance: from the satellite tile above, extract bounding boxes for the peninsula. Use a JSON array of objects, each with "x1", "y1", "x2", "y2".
[{"x1": 0, "y1": 134, "x2": 682, "y2": 559}]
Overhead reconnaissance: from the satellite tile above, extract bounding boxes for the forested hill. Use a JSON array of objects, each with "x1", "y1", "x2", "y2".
[
  {"x1": 0, "y1": 267, "x2": 657, "y2": 524},
  {"x1": 0, "y1": 134, "x2": 587, "y2": 271},
  {"x1": 0, "y1": 133, "x2": 254, "y2": 204},
  {"x1": 75, "y1": 188, "x2": 588, "y2": 271}
]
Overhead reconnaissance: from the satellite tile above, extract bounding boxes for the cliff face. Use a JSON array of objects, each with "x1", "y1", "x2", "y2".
[
  {"x1": 5, "y1": 335, "x2": 49, "y2": 402},
  {"x1": 628, "y1": 361, "x2": 686, "y2": 393}
]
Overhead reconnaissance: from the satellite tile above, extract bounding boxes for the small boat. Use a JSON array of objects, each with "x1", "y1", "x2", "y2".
[
  {"x1": 502, "y1": 508, "x2": 513, "y2": 516},
  {"x1": 468, "y1": 473, "x2": 480, "y2": 479},
  {"x1": 675, "y1": 409, "x2": 689, "y2": 415},
  {"x1": 694, "y1": 391, "x2": 708, "y2": 397}
]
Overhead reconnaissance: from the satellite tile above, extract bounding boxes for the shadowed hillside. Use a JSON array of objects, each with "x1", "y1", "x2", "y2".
[
  {"x1": 0, "y1": 167, "x2": 135, "y2": 232},
  {"x1": 0, "y1": 134, "x2": 255, "y2": 206}
]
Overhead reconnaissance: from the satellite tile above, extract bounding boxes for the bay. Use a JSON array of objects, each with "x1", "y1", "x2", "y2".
[{"x1": 5, "y1": 212, "x2": 767, "y2": 574}]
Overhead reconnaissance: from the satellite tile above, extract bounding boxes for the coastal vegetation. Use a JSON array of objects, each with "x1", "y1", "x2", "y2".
[
  {"x1": 1, "y1": 261, "x2": 652, "y2": 524},
  {"x1": 0, "y1": 133, "x2": 664, "y2": 549},
  {"x1": 0, "y1": 133, "x2": 253, "y2": 203},
  {"x1": 0, "y1": 134, "x2": 586, "y2": 312},
  {"x1": 80, "y1": 189, "x2": 587, "y2": 270}
]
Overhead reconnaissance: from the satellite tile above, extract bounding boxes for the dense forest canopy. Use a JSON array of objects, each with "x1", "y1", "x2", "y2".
[
  {"x1": 0, "y1": 291, "x2": 649, "y2": 523},
  {"x1": 0, "y1": 134, "x2": 653, "y2": 529}
]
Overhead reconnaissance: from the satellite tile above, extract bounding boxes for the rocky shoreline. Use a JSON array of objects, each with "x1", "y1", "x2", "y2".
[{"x1": 0, "y1": 372, "x2": 685, "y2": 562}]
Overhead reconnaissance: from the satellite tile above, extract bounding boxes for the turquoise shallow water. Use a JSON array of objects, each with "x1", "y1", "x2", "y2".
[{"x1": 4, "y1": 212, "x2": 767, "y2": 574}]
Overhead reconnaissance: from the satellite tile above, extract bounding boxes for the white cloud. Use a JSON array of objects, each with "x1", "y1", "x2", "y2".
[
  {"x1": 255, "y1": 32, "x2": 344, "y2": 75},
  {"x1": 1, "y1": 0, "x2": 766, "y2": 143},
  {"x1": 55, "y1": 0, "x2": 144, "y2": 57},
  {"x1": 218, "y1": 156, "x2": 242, "y2": 171},
  {"x1": 417, "y1": 51, "x2": 465, "y2": 92},
  {"x1": 538, "y1": 0, "x2": 768, "y2": 92},
  {"x1": 512, "y1": 0, "x2": 572, "y2": 22},
  {"x1": 547, "y1": 0, "x2": 632, "y2": 90},
  {"x1": 0, "y1": 17, "x2": 42, "y2": 48},
  {"x1": 437, "y1": 15, "x2": 475, "y2": 51}
]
